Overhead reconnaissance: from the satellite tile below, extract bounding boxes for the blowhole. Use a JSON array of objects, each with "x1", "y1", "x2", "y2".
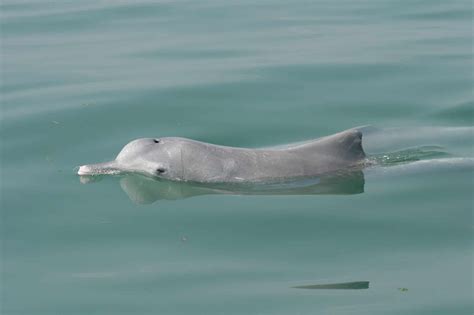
[
  {"x1": 153, "y1": 139, "x2": 160, "y2": 143},
  {"x1": 156, "y1": 168, "x2": 166, "y2": 174}
]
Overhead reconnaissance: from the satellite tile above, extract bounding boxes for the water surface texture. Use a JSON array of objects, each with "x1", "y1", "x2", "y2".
[{"x1": 1, "y1": 1, "x2": 473, "y2": 314}]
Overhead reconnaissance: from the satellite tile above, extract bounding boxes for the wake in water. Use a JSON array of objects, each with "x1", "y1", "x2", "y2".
[
  {"x1": 362, "y1": 126, "x2": 474, "y2": 175},
  {"x1": 369, "y1": 146, "x2": 451, "y2": 167}
]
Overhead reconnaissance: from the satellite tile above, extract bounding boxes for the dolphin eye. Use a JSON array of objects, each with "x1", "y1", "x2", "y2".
[
  {"x1": 153, "y1": 139, "x2": 160, "y2": 144},
  {"x1": 156, "y1": 167, "x2": 166, "y2": 174}
]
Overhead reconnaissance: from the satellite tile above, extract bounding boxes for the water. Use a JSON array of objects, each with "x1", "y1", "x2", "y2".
[{"x1": 1, "y1": 1, "x2": 473, "y2": 314}]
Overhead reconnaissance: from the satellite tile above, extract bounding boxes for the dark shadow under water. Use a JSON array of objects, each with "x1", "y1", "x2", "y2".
[
  {"x1": 80, "y1": 170, "x2": 365, "y2": 204},
  {"x1": 293, "y1": 281, "x2": 370, "y2": 290}
]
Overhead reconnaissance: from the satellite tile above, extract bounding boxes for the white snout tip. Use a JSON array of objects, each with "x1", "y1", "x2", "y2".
[{"x1": 77, "y1": 165, "x2": 91, "y2": 175}]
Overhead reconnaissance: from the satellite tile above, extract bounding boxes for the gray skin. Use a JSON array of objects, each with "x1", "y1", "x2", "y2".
[{"x1": 77, "y1": 128, "x2": 366, "y2": 183}]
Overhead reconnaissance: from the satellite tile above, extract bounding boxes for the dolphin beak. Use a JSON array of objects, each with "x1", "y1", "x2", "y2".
[{"x1": 77, "y1": 161, "x2": 119, "y2": 175}]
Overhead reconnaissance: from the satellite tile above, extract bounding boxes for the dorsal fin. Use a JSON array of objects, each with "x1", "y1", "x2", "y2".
[{"x1": 289, "y1": 128, "x2": 366, "y2": 161}]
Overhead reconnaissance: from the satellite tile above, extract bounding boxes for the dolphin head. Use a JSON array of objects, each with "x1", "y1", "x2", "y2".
[{"x1": 77, "y1": 138, "x2": 184, "y2": 180}]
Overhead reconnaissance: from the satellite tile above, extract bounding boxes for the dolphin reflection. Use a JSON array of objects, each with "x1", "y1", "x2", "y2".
[{"x1": 80, "y1": 171, "x2": 365, "y2": 204}]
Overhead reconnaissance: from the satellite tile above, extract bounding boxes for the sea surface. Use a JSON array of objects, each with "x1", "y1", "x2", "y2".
[{"x1": 1, "y1": 1, "x2": 473, "y2": 314}]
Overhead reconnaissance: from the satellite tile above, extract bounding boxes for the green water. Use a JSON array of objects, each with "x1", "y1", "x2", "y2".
[{"x1": 1, "y1": 1, "x2": 473, "y2": 314}]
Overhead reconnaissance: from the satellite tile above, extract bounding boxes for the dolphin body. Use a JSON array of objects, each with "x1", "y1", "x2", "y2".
[{"x1": 78, "y1": 128, "x2": 366, "y2": 183}]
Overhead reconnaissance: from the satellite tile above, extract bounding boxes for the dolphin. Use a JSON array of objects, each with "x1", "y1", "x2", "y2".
[{"x1": 77, "y1": 128, "x2": 366, "y2": 183}]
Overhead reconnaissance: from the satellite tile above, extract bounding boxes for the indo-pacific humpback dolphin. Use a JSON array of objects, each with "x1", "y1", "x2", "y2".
[{"x1": 77, "y1": 128, "x2": 366, "y2": 183}]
